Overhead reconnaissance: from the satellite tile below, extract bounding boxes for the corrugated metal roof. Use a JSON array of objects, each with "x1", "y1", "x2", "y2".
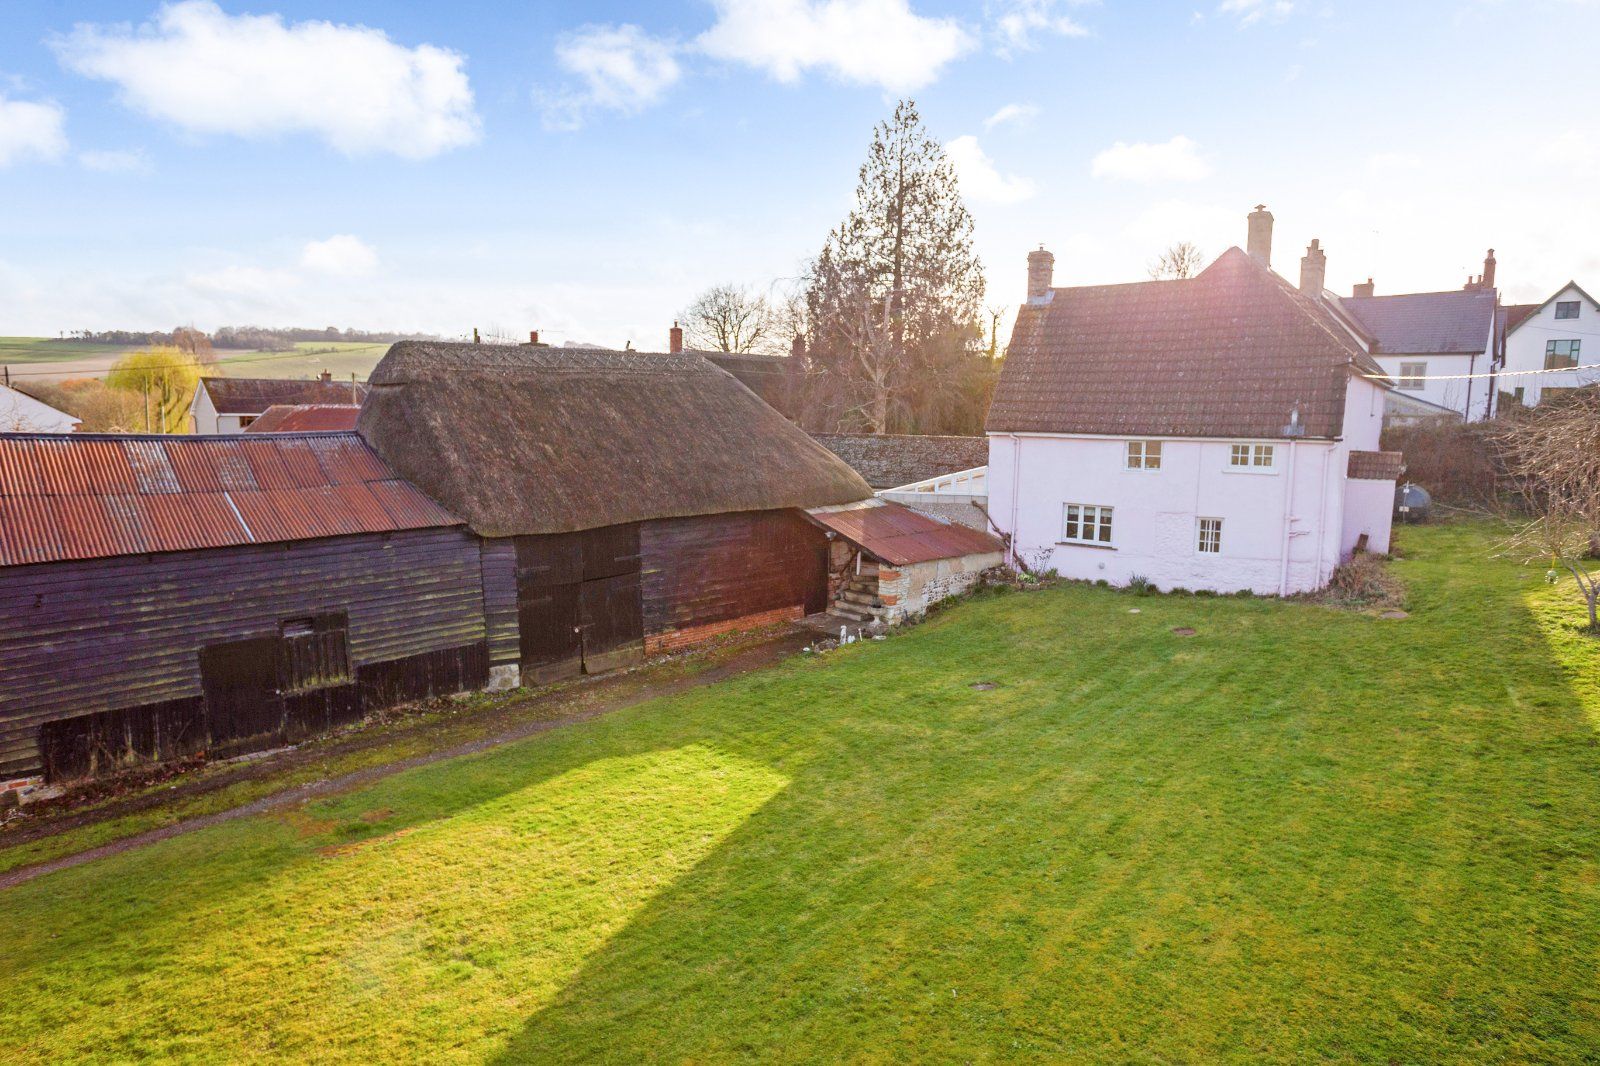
[
  {"x1": 0, "y1": 432, "x2": 462, "y2": 567},
  {"x1": 806, "y1": 500, "x2": 1004, "y2": 567}
]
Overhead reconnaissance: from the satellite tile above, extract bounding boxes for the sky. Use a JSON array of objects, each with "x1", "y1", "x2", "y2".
[{"x1": 2, "y1": 0, "x2": 1598, "y2": 349}]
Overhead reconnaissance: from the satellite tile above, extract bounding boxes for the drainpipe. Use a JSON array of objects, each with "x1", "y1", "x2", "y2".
[
  {"x1": 1007, "y1": 433, "x2": 1023, "y2": 569},
  {"x1": 1277, "y1": 439, "x2": 1299, "y2": 596},
  {"x1": 1316, "y1": 444, "x2": 1333, "y2": 586}
]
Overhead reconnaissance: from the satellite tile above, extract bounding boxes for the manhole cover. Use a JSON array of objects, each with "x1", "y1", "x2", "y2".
[
  {"x1": 1128, "y1": 608, "x2": 1142, "y2": 614},
  {"x1": 970, "y1": 681, "x2": 999, "y2": 691},
  {"x1": 1171, "y1": 627, "x2": 1196, "y2": 637}
]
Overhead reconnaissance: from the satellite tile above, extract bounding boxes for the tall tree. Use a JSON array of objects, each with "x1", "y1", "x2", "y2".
[
  {"x1": 803, "y1": 100, "x2": 985, "y2": 433},
  {"x1": 1149, "y1": 241, "x2": 1206, "y2": 280},
  {"x1": 680, "y1": 284, "x2": 781, "y2": 353},
  {"x1": 106, "y1": 347, "x2": 203, "y2": 433}
]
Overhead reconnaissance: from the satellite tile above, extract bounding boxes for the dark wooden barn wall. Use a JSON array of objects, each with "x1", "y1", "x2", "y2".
[
  {"x1": 0, "y1": 527, "x2": 487, "y2": 778},
  {"x1": 640, "y1": 510, "x2": 828, "y2": 645},
  {"x1": 478, "y1": 538, "x2": 520, "y2": 668}
]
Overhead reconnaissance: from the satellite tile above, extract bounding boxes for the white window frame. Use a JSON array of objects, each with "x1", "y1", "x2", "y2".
[
  {"x1": 1125, "y1": 440, "x2": 1162, "y2": 471},
  {"x1": 1197, "y1": 517, "x2": 1222, "y2": 555},
  {"x1": 1397, "y1": 361, "x2": 1427, "y2": 390},
  {"x1": 1062, "y1": 503, "x2": 1114, "y2": 546},
  {"x1": 1226, "y1": 442, "x2": 1277, "y2": 473}
]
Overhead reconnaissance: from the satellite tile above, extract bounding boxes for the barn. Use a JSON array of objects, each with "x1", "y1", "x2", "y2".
[
  {"x1": 357, "y1": 343, "x2": 874, "y2": 685},
  {"x1": 0, "y1": 432, "x2": 485, "y2": 792}
]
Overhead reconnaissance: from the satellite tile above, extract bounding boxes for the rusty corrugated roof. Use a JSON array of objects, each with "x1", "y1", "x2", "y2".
[
  {"x1": 0, "y1": 432, "x2": 461, "y2": 567},
  {"x1": 806, "y1": 500, "x2": 1003, "y2": 567}
]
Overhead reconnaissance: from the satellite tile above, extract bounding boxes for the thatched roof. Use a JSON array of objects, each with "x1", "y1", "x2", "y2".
[{"x1": 357, "y1": 343, "x2": 872, "y2": 537}]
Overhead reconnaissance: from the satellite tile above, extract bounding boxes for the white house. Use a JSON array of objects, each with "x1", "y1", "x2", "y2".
[
  {"x1": 189, "y1": 373, "x2": 367, "y2": 434},
  {"x1": 987, "y1": 208, "x2": 1402, "y2": 596},
  {"x1": 1334, "y1": 253, "x2": 1500, "y2": 422},
  {"x1": 1501, "y1": 282, "x2": 1600, "y2": 406},
  {"x1": 0, "y1": 384, "x2": 78, "y2": 433}
]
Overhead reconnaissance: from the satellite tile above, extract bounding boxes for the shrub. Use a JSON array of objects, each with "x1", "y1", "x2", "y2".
[
  {"x1": 1381, "y1": 420, "x2": 1504, "y2": 508},
  {"x1": 1127, "y1": 574, "x2": 1155, "y2": 596}
]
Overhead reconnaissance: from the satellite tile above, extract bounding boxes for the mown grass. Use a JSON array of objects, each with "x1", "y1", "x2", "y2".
[{"x1": 3, "y1": 522, "x2": 1598, "y2": 1062}]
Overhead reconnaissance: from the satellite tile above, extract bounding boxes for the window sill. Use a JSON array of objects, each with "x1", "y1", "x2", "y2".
[
  {"x1": 1055, "y1": 541, "x2": 1117, "y2": 550},
  {"x1": 1221, "y1": 467, "x2": 1279, "y2": 476}
]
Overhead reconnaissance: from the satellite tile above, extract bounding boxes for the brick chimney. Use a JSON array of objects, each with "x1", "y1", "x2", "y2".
[
  {"x1": 668, "y1": 322, "x2": 684, "y2": 354},
  {"x1": 1027, "y1": 246, "x2": 1054, "y2": 302},
  {"x1": 1352, "y1": 278, "x2": 1375, "y2": 298},
  {"x1": 319, "y1": 369, "x2": 332, "y2": 383},
  {"x1": 526, "y1": 330, "x2": 540, "y2": 345},
  {"x1": 1247, "y1": 205, "x2": 1274, "y2": 266},
  {"x1": 1482, "y1": 248, "x2": 1496, "y2": 289},
  {"x1": 1299, "y1": 239, "x2": 1327, "y2": 296}
]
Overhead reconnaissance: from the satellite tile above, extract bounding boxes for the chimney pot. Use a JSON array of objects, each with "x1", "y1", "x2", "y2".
[
  {"x1": 528, "y1": 330, "x2": 539, "y2": 345},
  {"x1": 1352, "y1": 277, "x2": 1375, "y2": 298},
  {"x1": 319, "y1": 369, "x2": 332, "y2": 383},
  {"x1": 668, "y1": 321, "x2": 684, "y2": 354},
  {"x1": 1247, "y1": 204, "x2": 1274, "y2": 266},
  {"x1": 1299, "y1": 238, "x2": 1327, "y2": 296},
  {"x1": 1027, "y1": 246, "x2": 1054, "y2": 301}
]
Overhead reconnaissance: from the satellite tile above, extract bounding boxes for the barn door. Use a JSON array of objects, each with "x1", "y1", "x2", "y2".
[
  {"x1": 515, "y1": 524, "x2": 644, "y2": 680},
  {"x1": 198, "y1": 636, "x2": 284, "y2": 752},
  {"x1": 577, "y1": 523, "x2": 643, "y2": 674}
]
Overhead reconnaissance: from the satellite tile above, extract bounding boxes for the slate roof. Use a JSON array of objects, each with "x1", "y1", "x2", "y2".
[
  {"x1": 0, "y1": 432, "x2": 460, "y2": 567},
  {"x1": 1337, "y1": 289, "x2": 1496, "y2": 355},
  {"x1": 988, "y1": 247, "x2": 1388, "y2": 440},
  {"x1": 201, "y1": 377, "x2": 370, "y2": 414},
  {"x1": 245, "y1": 404, "x2": 362, "y2": 433},
  {"x1": 806, "y1": 499, "x2": 1003, "y2": 566},
  {"x1": 811, "y1": 433, "x2": 988, "y2": 489},
  {"x1": 357, "y1": 343, "x2": 871, "y2": 537}
]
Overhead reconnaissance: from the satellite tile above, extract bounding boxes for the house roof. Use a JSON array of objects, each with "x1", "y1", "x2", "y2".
[
  {"x1": 200, "y1": 377, "x2": 370, "y2": 415},
  {"x1": 1503, "y1": 282, "x2": 1600, "y2": 337},
  {"x1": 988, "y1": 247, "x2": 1387, "y2": 440},
  {"x1": 245, "y1": 404, "x2": 362, "y2": 433},
  {"x1": 806, "y1": 499, "x2": 1003, "y2": 566},
  {"x1": 1502, "y1": 303, "x2": 1540, "y2": 334},
  {"x1": 1337, "y1": 288, "x2": 1497, "y2": 355},
  {"x1": 811, "y1": 433, "x2": 988, "y2": 490},
  {"x1": 1, "y1": 385, "x2": 78, "y2": 433},
  {"x1": 1347, "y1": 450, "x2": 1404, "y2": 481},
  {"x1": 357, "y1": 342, "x2": 872, "y2": 537},
  {"x1": 0, "y1": 432, "x2": 459, "y2": 568}
]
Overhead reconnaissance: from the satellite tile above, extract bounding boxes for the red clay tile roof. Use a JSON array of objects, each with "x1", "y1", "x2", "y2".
[
  {"x1": 1502, "y1": 303, "x2": 1540, "y2": 334},
  {"x1": 245, "y1": 404, "x2": 362, "y2": 433},
  {"x1": 0, "y1": 432, "x2": 459, "y2": 567},
  {"x1": 806, "y1": 500, "x2": 1003, "y2": 566},
  {"x1": 988, "y1": 247, "x2": 1386, "y2": 440},
  {"x1": 201, "y1": 377, "x2": 369, "y2": 414},
  {"x1": 1347, "y1": 449, "x2": 1404, "y2": 481},
  {"x1": 1337, "y1": 288, "x2": 1497, "y2": 355}
]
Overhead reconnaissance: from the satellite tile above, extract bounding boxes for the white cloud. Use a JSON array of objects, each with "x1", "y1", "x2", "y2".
[
  {"x1": 53, "y1": 1, "x2": 479, "y2": 159},
  {"x1": 948, "y1": 135, "x2": 1035, "y2": 204},
  {"x1": 1091, "y1": 135, "x2": 1212, "y2": 183},
  {"x1": 541, "y1": 24, "x2": 682, "y2": 131},
  {"x1": 1538, "y1": 129, "x2": 1600, "y2": 173},
  {"x1": 983, "y1": 102, "x2": 1038, "y2": 130},
  {"x1": 990, "y1": 0, "x2": 1090, "y2": 54},
  {"x1": 300, "y1": 235, "x2": 378, "y2": 278},
  {"x1": 0, "y1": 94, "x2": 67, "y2": 167},
  {"x1": 78, "y1": 148, "x2": 151, "y2": 173},
  {"x1": 186, "y1": 264, "x2": 300, "y2": 298},
  {"x1": 697, "y1": 0, "x2": 974, "y2": 92},
  {"x1": 1217, "y1": 0, "x2": 1293, "y2": 25}
]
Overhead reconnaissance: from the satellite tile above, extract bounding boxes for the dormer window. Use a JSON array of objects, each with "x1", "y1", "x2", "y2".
[{"x1": 1125, "y1": 440, "x2": 1162, "y2": 470}]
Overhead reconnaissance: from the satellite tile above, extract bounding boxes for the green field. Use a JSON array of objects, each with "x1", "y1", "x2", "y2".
[
  {"x1": 3, "y1": 522, "x2": 1599, "y2": 1061},
  {"x1": 0, "y1": 336, "x2": 142, "y2": 363},
  {"x1": 0, "y1": 338, "x2": 391, "y2": 382}
]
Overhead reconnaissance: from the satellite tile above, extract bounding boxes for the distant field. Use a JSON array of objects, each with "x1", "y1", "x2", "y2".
[{"x1": 0, "y1": 339, "x2": 392, "y2": 385}]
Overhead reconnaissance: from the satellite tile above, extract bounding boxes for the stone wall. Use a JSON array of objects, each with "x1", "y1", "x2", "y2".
[{"x1": 876, "y1": 550, "x2": 1005, "y2": 624}]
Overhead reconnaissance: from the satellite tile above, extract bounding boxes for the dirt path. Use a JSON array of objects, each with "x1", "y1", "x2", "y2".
[{"x1": 0, "y1": 631, "x2": 809, "y2": 891}]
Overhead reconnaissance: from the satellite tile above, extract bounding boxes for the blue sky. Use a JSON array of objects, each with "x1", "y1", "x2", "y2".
[{"x1": 2, "y1": 0, "x2": 1597, "y2": 347}]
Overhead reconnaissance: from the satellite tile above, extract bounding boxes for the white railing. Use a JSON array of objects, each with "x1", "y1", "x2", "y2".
[{"x1": 881, "y1": 466, "x2": 987, "y2": 496}]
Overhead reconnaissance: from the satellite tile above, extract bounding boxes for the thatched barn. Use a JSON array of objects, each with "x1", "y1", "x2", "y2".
[
  {"x1": 358, "y1": 343, "x2": 872, "y2": 684},
  {"x1": 0, "y1": 432, "x2": 487, "y2": 793}
]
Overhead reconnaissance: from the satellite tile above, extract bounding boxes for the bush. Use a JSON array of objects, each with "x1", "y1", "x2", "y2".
[
  {"x1": 1381, "y1": 420, "x2": 1504, "y2": 508},
  {"x1": 1127, "y1": 574, "x2": 1155, "y2": 596},
  {"x1": 1306, "y1": 552, "x2": 1405, "y2": 610}
]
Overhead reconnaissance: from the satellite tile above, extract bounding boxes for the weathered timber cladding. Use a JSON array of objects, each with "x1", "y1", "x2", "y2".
[
  {"x1": 640, "y1": 510, "x2": 828, "y2": 641},
  {"x1": 478, "y1": 538, "x2": 519, "y2": 667},
  {"x1": 0, "y1": 526, "x2": 486, "y2": 778}
]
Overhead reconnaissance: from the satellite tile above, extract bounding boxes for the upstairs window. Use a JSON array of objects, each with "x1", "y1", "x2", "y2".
[
  {"x1": 1555, "y1": 301, "x2": 1580, "y2": 320},
  {"x1": 1228, "y1": 443, "x2": 1276, "y2": 471},
  {"x1": 1546, "y1": 339, "x2": 1582, "y2": 370},
  {"x1": 1197, "y1": 517, "x2": 1223, "y2": 554},
  {"x1": 1397, "y1": 362, "x2": 1427, "y2": 390},
  {"x1": 1063, "y1": 503, "x2": 1113, "y2": 545},
  {"x1": 1126, "y1": 440, "x2": 1162, "y2": 470}
]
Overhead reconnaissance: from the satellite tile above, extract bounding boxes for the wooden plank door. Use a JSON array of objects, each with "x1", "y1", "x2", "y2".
[{"x1": 199, "y1": 635, "x2": 284, "y2": 751}]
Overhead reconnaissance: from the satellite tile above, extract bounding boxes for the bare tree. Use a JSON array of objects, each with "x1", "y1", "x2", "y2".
[
  {"x1": 680, "y1": 284, "x2": 781, "y2": 354},
  {"x1": 1496, "y1": 389, "x2": 1600, "y2": 630},
  {"x1": 1148, "y1": 241, "x2": 1206, "y2": 280}
]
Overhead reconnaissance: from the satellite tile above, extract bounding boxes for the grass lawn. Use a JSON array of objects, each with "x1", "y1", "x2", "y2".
[{"x1": 3, "y1": 521, "x2": 1599, "y2": 1061}]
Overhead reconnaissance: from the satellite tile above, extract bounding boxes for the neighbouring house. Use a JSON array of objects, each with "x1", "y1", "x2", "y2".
[
  {"x1": 0, "y1": 384, "x2": 78, "y2": 433},
  {"x1": 189, "y1": 373, "x2": 369, "y2": 433},
  {"x1": 987, "y1": 207, "x2": 1402, "y2": 595},
  {"x1": 0, "y1": 432, "x2": 481, "y2": 796},
  {"x1": 1334, "y1": 251, "x2": 1501, "y2": 422},
  {"x1": 1500, "y1": 282, "x2": 1600, "y2": 406},
  {"x1": 244, "y1": 404, "x2": 362, "y2": 433}
]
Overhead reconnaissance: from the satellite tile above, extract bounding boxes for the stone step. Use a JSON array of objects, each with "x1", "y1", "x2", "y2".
[
  {"x1": 838, "y1": 588, "x2": 883, "y2": 609},
  {"x1": 831, "y1": 601, "x2": 878, "y2": 623}
]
